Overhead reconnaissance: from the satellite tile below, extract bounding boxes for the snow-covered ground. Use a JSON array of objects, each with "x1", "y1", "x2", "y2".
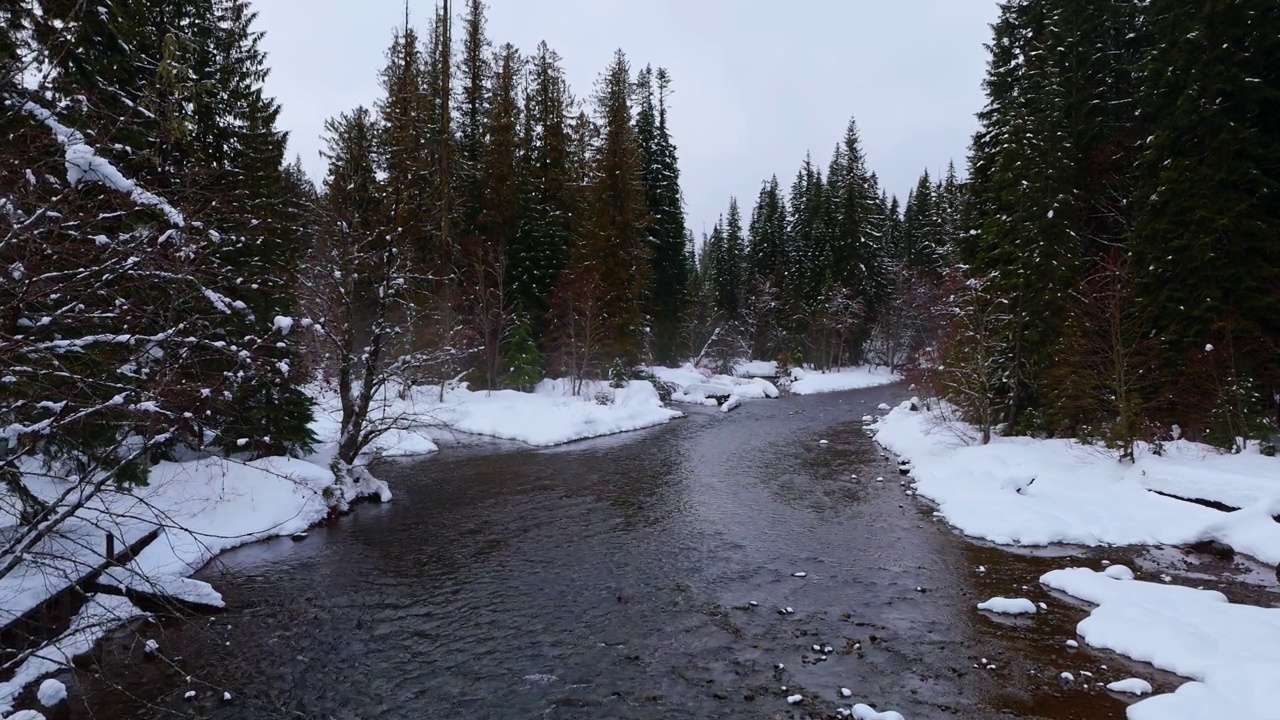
[
  {"x1": 870, "y1": 400, "x2": 1280, "y2": 719},
  {"x1": 871, "y1": 401, "x2": 1280, "y2": 565},
  {"x1": 309, "y1": 377, "x2": 681, "y2": 453},
  {"x1": 788, "y1": 366, "x2": 898, "y2": 395},
  {"x1": 1043, "y1": 566, "x2": 1280, "y2": 719},
  {"x1": 646, "y1": 364, "x2": 779, "y2": 408}
]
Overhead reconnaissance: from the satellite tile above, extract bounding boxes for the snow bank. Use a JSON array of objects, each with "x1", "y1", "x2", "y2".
[
  {"x1": 1042, "y1": 567, "x2": 1280, "y2": 720},
  {"x1": 443, "y1": 379, "x2": 680, "y2": 446},
  {"x1": 870, "y1": 402, "x2": 1280, "y2": 565},
  {"x1": 309, "y1": 378, "x2": 681, "y2": 451},
  {"x1": 976, "y1": 597, "x2": 1038, "y2": 615},
  {"x1": 646, "y1": 364, "x2": 779, "y2": 407},
  {"x1": 0, "y1": 594, "x2": 145, "y2": 714},
  {"x1": 788, "y1": 366, "x2": 898, "y2": 395},
  {"x1": 734, "y1": 359, "x2": 779, "y2": 377}
]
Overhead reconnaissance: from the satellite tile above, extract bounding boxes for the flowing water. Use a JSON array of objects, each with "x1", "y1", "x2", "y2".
[{"x1": 42, "y1": 383, "x2": 1247, "y2": 719}]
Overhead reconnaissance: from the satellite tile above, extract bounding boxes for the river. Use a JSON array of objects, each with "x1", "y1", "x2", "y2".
[{"x1": 63, "y1": 384, "x2": 1191, "y2": 719}]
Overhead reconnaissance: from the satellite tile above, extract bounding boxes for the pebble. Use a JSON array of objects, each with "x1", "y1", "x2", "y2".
[{"x1": 793, "y1": 571, "x2": 807, "y2": 578}]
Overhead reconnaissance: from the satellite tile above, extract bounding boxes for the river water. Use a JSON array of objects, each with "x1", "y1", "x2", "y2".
[{"x1": 60, "y1": 384, "x2": 1183, "y2": 719}]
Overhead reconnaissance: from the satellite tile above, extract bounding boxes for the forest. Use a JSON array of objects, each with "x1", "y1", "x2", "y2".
[{"x1": 2, "y1": 0, "x2": 1278, "y2": 497}]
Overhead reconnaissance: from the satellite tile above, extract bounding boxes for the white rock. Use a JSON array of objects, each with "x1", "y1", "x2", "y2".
[
  {"x1": 37, "y1": 679, "x2": 67, "y2": 707},
  {"x1": 1103, "y1": 564, "x2": 1135, "y2": 581},
  {"x1": 786, "y1": 694, "x2": 804, "y2": 705}
]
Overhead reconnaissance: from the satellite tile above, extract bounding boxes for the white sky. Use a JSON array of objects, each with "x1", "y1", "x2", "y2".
[{"x1": 254, "y1": 0, "x2": 999, "y2": 236}]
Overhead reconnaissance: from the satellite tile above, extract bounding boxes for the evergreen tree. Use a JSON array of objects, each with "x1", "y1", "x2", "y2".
[
  {"x1": 572, "y1": 49, "x2": 651, "y2": 362},
  {"x1": 469, "y1": 42, "x2": 523, "y2": 388},
  {"x1": 512, "y1": 42, "x2": 575, "y2": 340},
  {"x1": 1132, "y1": 0, "x2": 1280, "y2": 434},
  {"x1": 641, "y1": 67, "x2": 690, "y2": 363},
  {"x1": 455, "y1": 0, "x2": 491, "y2": 241}
]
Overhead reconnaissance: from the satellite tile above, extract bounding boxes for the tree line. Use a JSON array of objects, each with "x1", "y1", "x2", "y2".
[
  {"x1": 690, "y1": 128, "x2": 964, "y2": 373},
  {"x1": 939, "y1": 0, "x2": 1280, "y2": 455}
]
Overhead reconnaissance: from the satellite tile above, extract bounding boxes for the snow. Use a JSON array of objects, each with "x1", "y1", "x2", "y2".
[
  {"x1": 788, "y1": 366, "x2": 899, "y2": 396},
  {"x1": 870, "y1": 402, "x2": 1280, "y2": 565},
  {"x1": 1107, "y1": 678, "x2": 1153, "y2": 696},
  {"x1": 976, "y1": 597, "x2": 1038, "y2": 615},
  {"x1": 851, "y1": 702, "x2": 906, "y2": 720},
  {"x1": 6, "y1": 712, "x2": 45, "y2": 720},
  {"x1": 0, "y1": 595, "x2": 145, "y2": 714},
  {"x1": 1103, "y1": 564, "x2": 1135, "y2": 581},
  {"x1": 36, "y1": 679, "x2": 66, "y2": 707},
  {"x1": 647, "y1": 364, "x2": 779, "y2": 406},
  {"x1": 272, "y1": 315, "x2": 294, "y2": 335},
  {"x1": 734, "y1": 359, "x2": 779, "y2": 377},
  {"x1": 1066, "y1": 640, "x2": 1079, "y2": 648},
  {"x1": 309, "y1": 377, "x2": 681, "y2": 454},
  {"x1": 786, "y1": 694, "x2": 804, "y2": 704},
  {"x1": 1041, "y1": 567, "x2": 1280, "y2": 720},
  {"x1": 18, "y1": 100, "x2": 184, "y2": 226},
  {"x1": 840, "y1": 687, "x2": 853, "y2": 698}
]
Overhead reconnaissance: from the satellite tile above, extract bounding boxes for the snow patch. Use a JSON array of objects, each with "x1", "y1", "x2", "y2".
[
  {"x1": 1106, "y1": 678, "x2": 1153, "y2": 696},
  {"x1": 1041, "y1": 567, "x2": 1280, "y2": 720},
  {"x1": 788, "y1": 366, "x2": 898, "y2": 395},
  {"x1": 977, "y1": 597, "x2": 1038, "y2": 615}
]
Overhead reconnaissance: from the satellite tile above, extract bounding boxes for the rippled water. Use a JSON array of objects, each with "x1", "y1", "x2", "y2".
[{"x1": 54, "y1": 385, "x2": 1175, "y2": 719}]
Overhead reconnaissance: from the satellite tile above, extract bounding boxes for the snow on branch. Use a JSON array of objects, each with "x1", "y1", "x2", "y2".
[{"x1": 10, "y1": 96, "x2": 186, "y2": 227}]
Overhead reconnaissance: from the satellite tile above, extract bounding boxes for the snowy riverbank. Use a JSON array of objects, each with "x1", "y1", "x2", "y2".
[{"x1": 869, "y1": 400, "x2": 1280, "y2": 719}]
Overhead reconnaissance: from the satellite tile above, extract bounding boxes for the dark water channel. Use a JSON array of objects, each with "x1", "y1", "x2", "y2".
[{"x1": 46, "y1": 384, "x2": 1217, "y2": 719}]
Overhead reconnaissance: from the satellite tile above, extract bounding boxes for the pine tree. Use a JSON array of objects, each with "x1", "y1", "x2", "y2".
[
  {"x1": 1132, "y1": 0, "x2": 1280, "y2": 436},
  {"x1": 504, "y1": 313, "x2": 544, "y2": 391},
  {"x1": 512, "y1": 42, "x2": 575, "y2": 341},
  {"x1": 455, "y1": 0, "x2": 491, "y2": 241},
  {"x1": 468, "y1": 42, "x2": 523, "y2": 388},
  {"x1": 566, "y1": 49, "x2": 651, "y2": 363},
  {"x1": 641, "y1": 68, "x2": 690, "y2": 364}
]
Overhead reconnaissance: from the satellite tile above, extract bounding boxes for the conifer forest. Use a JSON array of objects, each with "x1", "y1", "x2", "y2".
[{"x1": 2, "y1": 1, "x2": 1280, "y2": 719}]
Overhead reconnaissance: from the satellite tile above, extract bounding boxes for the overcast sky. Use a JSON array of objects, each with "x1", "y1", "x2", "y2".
[{"x1": 255, "y1": 0, "x2": 999, "y2": 236}]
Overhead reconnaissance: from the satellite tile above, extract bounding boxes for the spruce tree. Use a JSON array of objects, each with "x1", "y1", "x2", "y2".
[
  {"x1": 641, "y1": 68, "x2": 690, "y2": 364},
  {"x1": 512, "y1": 42, "x2": 575, "y2": 341},
  {"x1": 1132, "y1": 0, "x2": 1280, "y2": 435},
  {"x1": 577, "y1": 49, "x2": 651, "y2": 362}
]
